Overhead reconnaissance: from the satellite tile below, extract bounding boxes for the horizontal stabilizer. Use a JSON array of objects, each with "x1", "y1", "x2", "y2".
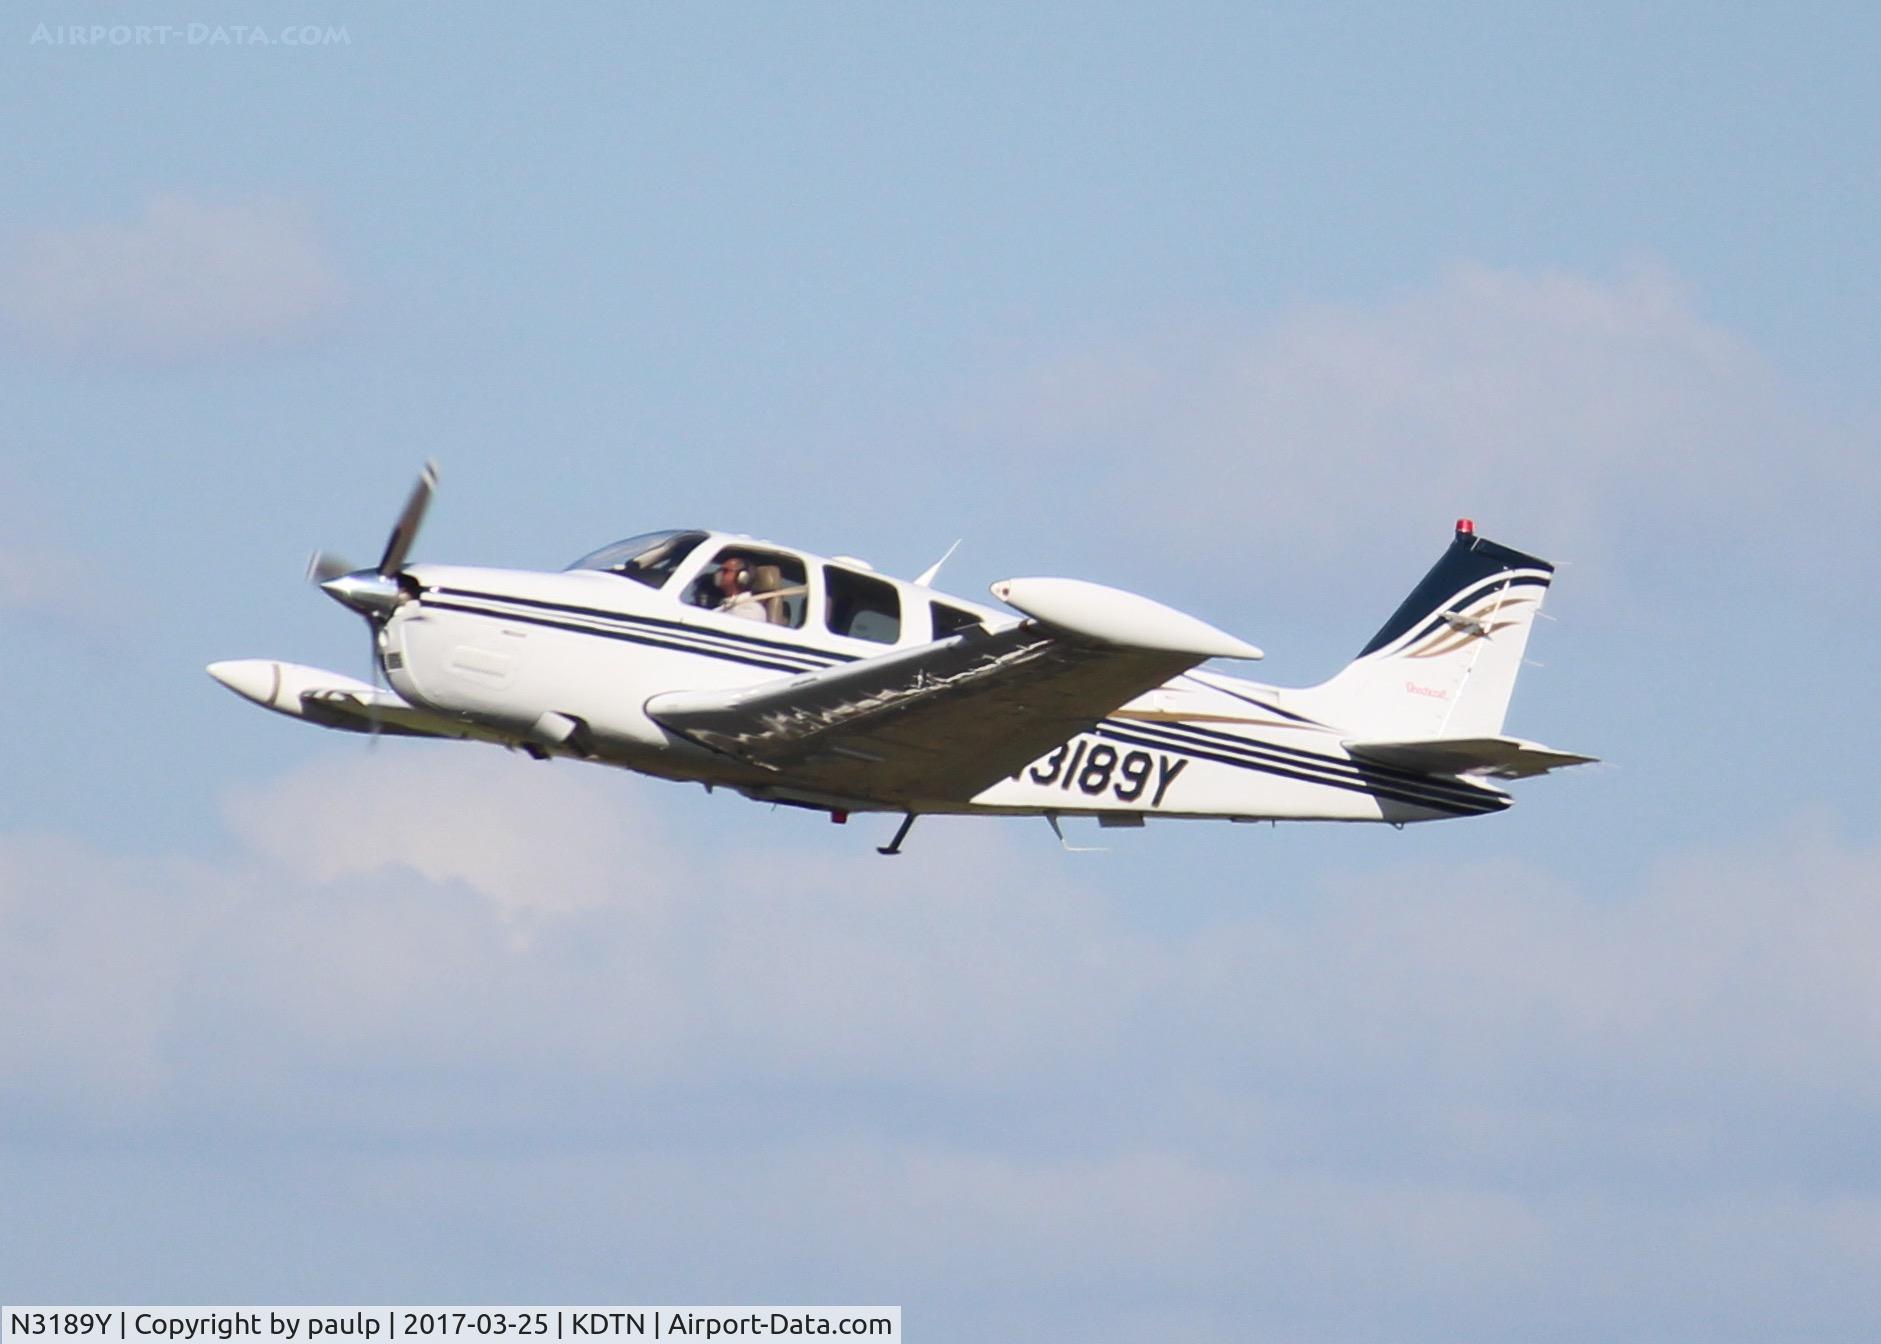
[{"x1": 1344, "y1": 734, "x2": 1598, "y2": 780}]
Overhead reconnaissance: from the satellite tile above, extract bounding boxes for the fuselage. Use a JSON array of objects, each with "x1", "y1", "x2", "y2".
[{"x1": 377, "y1": 530, "x2": 1508, "y2": 824}]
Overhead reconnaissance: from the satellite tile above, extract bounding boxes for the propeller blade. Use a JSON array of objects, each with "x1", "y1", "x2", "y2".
[
  {"x1": 306, "y1": 550, "x2": 355, "y2": 585},
  {"x1": 377, "y1": 459, "x2": 439, "y2": 577},
  {"x1": 366, "y1": 625, "x2": 385, "y2": 745},
  {"x1": 301, "y1": 461, "x2": 439, "y2": 749}
]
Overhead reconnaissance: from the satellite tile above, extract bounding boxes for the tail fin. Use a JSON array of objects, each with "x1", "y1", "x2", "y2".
[{"x1": 1290, "y1": 521, "x2": 1556, "y2": 739}]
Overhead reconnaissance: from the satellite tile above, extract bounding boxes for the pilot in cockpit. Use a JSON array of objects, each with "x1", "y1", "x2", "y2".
[{"x1": 711, "y1": 554, "x2": 769, "y2": 622}]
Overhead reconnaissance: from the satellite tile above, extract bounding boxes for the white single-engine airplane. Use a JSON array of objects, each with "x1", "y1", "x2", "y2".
[{"x1": 210, "y1": 464, "x2": 1594, "y2": 853}]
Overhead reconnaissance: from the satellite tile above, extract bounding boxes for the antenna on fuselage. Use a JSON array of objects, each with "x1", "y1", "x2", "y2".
[
  {"x1": 1045, "y1": 813, "x2": 1106, "y2": 853},
  {"x1": 914, "y1": 539, "x2": 962, "y2": 588}
]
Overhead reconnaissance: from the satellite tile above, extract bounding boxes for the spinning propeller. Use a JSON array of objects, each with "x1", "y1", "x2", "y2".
[{"x1": 305, "y1": 460, "x2": 438, "y2": 701}]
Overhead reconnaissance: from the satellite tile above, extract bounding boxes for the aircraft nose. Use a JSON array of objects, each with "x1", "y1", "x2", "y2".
[{"x1": 320, "y1": 569, "x2": 403, "y2": 618}]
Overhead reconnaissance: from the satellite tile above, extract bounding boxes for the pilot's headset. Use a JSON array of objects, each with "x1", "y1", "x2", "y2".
[{"x1": 722, "y1": 557, "x2": 752, "y2": 590}]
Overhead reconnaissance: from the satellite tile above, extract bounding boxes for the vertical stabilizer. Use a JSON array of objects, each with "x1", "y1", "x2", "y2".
[{"x1": 1288, "y1": 521, "x2": 1556, "y2": 740}]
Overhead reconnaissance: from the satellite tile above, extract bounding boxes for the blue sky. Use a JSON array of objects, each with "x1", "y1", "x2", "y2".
[{"x1": 4, "y1": 4, "x2": 1880, "y2": 1340}]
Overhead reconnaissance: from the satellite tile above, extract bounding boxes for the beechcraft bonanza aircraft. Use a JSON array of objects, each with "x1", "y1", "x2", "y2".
[{"x1": 209, "y1": 464, "x2": 1594, "y2": 854}]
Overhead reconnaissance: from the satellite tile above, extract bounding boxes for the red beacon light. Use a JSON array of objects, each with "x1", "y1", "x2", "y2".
[{"x1": 1455, "y1": 517, "x2": 1475, "y2": 535}]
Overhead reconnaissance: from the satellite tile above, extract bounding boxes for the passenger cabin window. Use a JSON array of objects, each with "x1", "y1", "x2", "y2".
[
  {"x1": 564, "y1": 529, "x2": 707, "y2": 590},
  {"x1": 930, "y1": 602, "x2": 985, "y2": 638},
  {"x1": 685, "y1": 545, "x2": 808, "y2": 629},
  {"x1": 825, "y1": 566, "x2": 900, "y2": 644}
]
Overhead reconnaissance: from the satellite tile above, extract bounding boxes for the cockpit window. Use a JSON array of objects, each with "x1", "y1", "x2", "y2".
[
  {"x1": 685, "y1": 546, "x2": 809, "y2": 628},
  {"x1": 564, "y1": 530, "x2": 708, "y2": 588},
  {"x1": 825, "y1": 565, "x2": 901, "y2": 643},
  {"x1": 931, "y1": 601, "x2": 985, "y2": 638}
]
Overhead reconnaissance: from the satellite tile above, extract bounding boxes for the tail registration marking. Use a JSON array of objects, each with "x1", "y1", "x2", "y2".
[{"x1": 1024, "y1": 738, "x2": 1188, "y2": 807}]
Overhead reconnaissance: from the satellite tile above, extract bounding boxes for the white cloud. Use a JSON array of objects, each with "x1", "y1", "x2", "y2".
[
  {"x1": 974, "y1": 265, "x2": 1876, "y2": 587},
  {"x1": 0, "y1": 835, "x2": 229, "y2": 1112},
  {"x1": 24, "y1": 750, "x2": 1879, "y2": 1129},
  {"x1": 6, "y1": 750, "x2": 1881, "y2": 1335},
  {"x1": 0, "y1": 195, "x2": 343, "y2": 363},
  {"x1": 223, "y1": 750, "x2": 668, "y2": 917},
  {"x1": 214, "y1": 752, "x2": 1148, "y2": 1090}
]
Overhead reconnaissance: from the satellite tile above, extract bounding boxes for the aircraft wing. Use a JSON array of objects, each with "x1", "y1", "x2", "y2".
[
  {"x1": 644, "y1": 577, "x2": 1263, "y2": 806},
  {"x1": 1343, "y1": 735, "x2": 1598, "y2": 780},
  {"x1": 207, "y1": 660, "x2": 504, "y2": 742}
]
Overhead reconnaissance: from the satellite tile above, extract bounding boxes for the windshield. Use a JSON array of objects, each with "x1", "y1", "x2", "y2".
[{"x1": 564, "y1": 529, "x2": 708, "y2": 588}]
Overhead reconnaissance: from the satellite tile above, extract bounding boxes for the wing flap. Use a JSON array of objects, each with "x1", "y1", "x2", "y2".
[{"x1": 1343, "y1": 734, "x2": 1598, "y2": 780}]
